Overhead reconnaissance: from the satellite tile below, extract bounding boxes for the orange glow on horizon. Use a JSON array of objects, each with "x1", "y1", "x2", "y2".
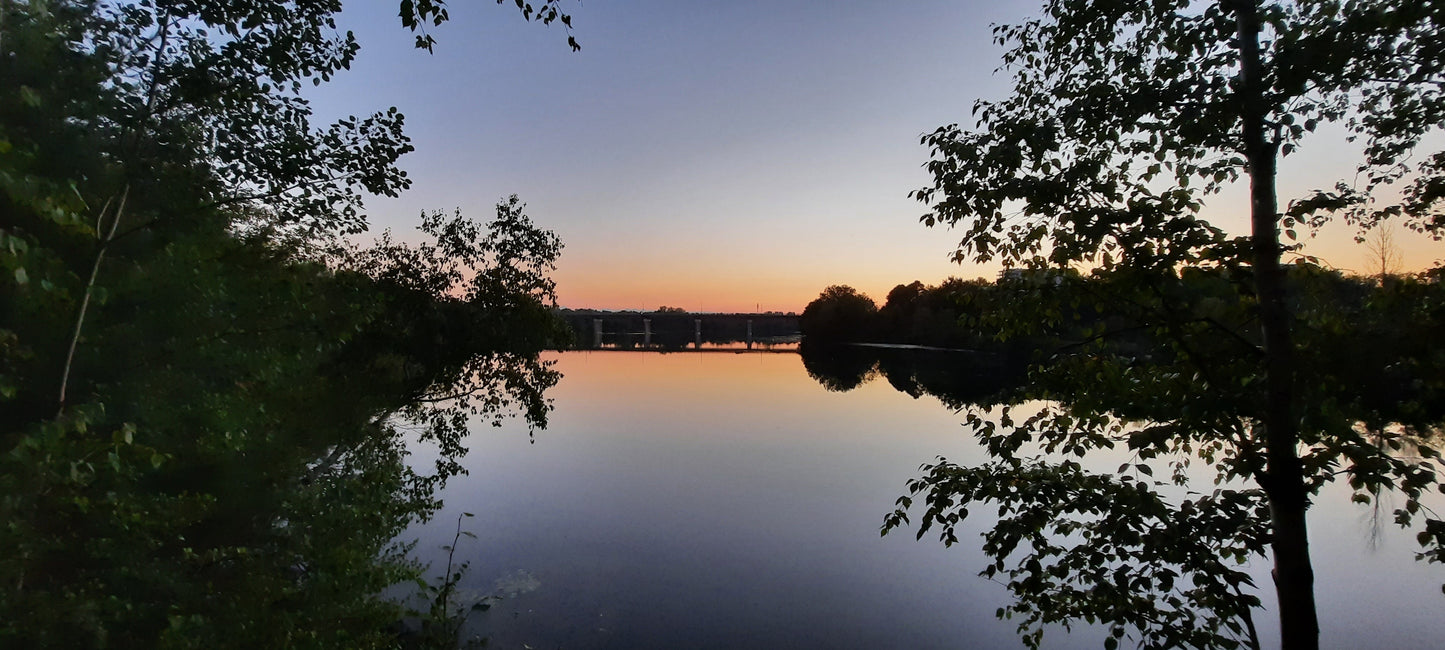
[
  {"x1": 553, "y1": 268, "x2": 998, "y2": 314},
  {"x1": 556, "y1": 222, "x2": 1440, "y2": 313}
]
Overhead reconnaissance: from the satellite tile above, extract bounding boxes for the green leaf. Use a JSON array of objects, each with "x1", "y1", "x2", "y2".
[{"x1": 18, "y1": 85, "x2": 41, "y2": 107}]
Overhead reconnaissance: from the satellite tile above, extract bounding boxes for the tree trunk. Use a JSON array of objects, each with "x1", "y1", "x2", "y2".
[{"x1": 1234, "y1": 2, "x2": 1319, "y2": 649}]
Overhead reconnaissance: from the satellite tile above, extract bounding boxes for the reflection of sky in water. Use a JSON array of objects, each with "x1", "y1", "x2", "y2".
[{"x1": 403, "y1": 351, "x2": 1445, "y2": 650}]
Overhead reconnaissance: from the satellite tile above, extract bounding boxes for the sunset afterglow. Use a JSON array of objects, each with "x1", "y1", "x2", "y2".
[{"x1": 304, "y1": 1, "x2": 1440, "y2": 313}]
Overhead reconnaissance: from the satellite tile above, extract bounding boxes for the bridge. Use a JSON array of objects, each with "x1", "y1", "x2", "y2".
[{"x1": 555, "y1": 310, "x2": 800, "y2": 351}]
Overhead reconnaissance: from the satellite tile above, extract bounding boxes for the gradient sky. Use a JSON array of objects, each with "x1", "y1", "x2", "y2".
[{"x1": 308, "y1": 0, "x2": 1441, "y2": 312}]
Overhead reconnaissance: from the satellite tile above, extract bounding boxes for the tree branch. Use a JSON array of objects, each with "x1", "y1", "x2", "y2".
[{"x1": 57, "y1": 186, "x2": 128, "y2": 417}]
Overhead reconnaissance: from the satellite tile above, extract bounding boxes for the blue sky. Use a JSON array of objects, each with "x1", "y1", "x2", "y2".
[{"x1": 308, "y1": 0, "x2": 1439, "y2": 311}]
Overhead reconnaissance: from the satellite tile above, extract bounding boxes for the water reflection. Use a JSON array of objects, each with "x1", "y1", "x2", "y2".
[
  {"x1": 798, "y1": 341, "x2": 1023, "y2": 409},
  {"x1": 406, "y1": 351, "x2": 1026, "y2": 649},
  {"x1": 798, "y1": 343, "x2": 877, "y2": 391},
  {"x1": 403, "y1": 351, "x2": 1445, "y2": 650}
]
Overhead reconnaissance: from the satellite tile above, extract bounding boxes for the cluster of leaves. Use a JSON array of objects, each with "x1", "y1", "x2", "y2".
[
  {"x1": 1283, "y1": 1, "x2": 1445, "y2": 235},
  {"x1": 881, "y1": 264, "x2": 1445, "y2": 648},
  {"x1": 400, "y1": 0, "x2": 581, "y2": 53},
  {"x1": 883, "y1": 1, "x2": 1445, "y2": 647},
  {"x1": 1, "y1": 1, "x2": 572, "y2": 647},
  {"x1": 914, "y1": 0, "x2": 1445, "y2": 275},
  {"x1": 402, "y1": 511, "x2": 497, "y2": 649}
]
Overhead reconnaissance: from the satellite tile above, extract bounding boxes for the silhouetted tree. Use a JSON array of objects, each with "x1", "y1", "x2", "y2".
[
  {"x1": 800, "y1": 285, "x2": 877, "y2": 343},
  {"x1": 877, "y1": 281, "x2": 927, "y2": 343},
  {"x1": 886, "y1": 2, "x2": 1445, "y2": 649}
]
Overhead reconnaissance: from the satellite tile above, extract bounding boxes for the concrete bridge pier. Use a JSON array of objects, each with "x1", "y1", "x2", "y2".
[
  {"x1": 694, "y1": 319, "x2": 702, "y2": 349},
  {"x1": 593, "y1": 319, "x2": 603, "y2": 348},
  {"x1": 643, "y1": 318, "x2": 652, "y2": 347}
]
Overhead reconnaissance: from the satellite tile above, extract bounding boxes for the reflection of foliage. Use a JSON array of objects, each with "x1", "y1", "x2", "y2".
[
  {"x1": 0, "y1": 2, "x2": 570, "y2": 647},
  {"x1": 798, "y1": 341, "x2": 876, "y2": 392},
  {"x1": 407, "y1": 512, "x2": 490, "y2": 648},
  {"x1": 884, "y1": 350, "x2": 1021, "y2": 411},
  {"x1": 876, "y1": 351, "x2": 926, "y2": 398},
  {"x1": 798, "y1": 343, "x2": 1021, "y2": 406},
  {"x1": 888, "y1": 450, "x2": 1270, "y2": 650}
]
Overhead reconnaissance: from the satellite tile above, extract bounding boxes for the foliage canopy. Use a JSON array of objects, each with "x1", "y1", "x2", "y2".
[
  {"x1": 799, "y1": 284, "x2": 878, "y2": 343},
  {"x1": 886, "y1": 1, "x2": 1445, "y2": 649},
  {"x1": 1, "y1": 1, "x2": 575, "y2": 646}
]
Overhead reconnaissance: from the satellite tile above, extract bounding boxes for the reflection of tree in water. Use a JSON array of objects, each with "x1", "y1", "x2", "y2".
[
  {"x1": 877, "y1": 352, "x2": 925, "y2": 399},
  {"x1": 799, "y1": 342, "x2": 1021, "y2": 408},
  {"x1": 798, "y1": 342, "x2": 878, "y2": 392}
]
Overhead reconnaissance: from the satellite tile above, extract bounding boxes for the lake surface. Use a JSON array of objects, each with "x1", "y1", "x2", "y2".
[{"x1": 404, "y1": 351, "x2": 1444, "y2": 649}]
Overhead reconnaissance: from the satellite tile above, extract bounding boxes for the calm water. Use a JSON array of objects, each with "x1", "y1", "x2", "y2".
[{"x1": 404, "y1": 351, "x2": 1444, "y2": 649}]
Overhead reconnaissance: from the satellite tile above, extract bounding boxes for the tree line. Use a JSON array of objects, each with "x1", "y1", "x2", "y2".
[{"x1": 805, "y1": 265, "x2": 1442, "y2": 362}]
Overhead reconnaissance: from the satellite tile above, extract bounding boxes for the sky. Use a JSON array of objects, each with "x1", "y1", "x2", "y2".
[{"x1": 307, "y1": 0, "x2": 1441, "y2": 313}]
